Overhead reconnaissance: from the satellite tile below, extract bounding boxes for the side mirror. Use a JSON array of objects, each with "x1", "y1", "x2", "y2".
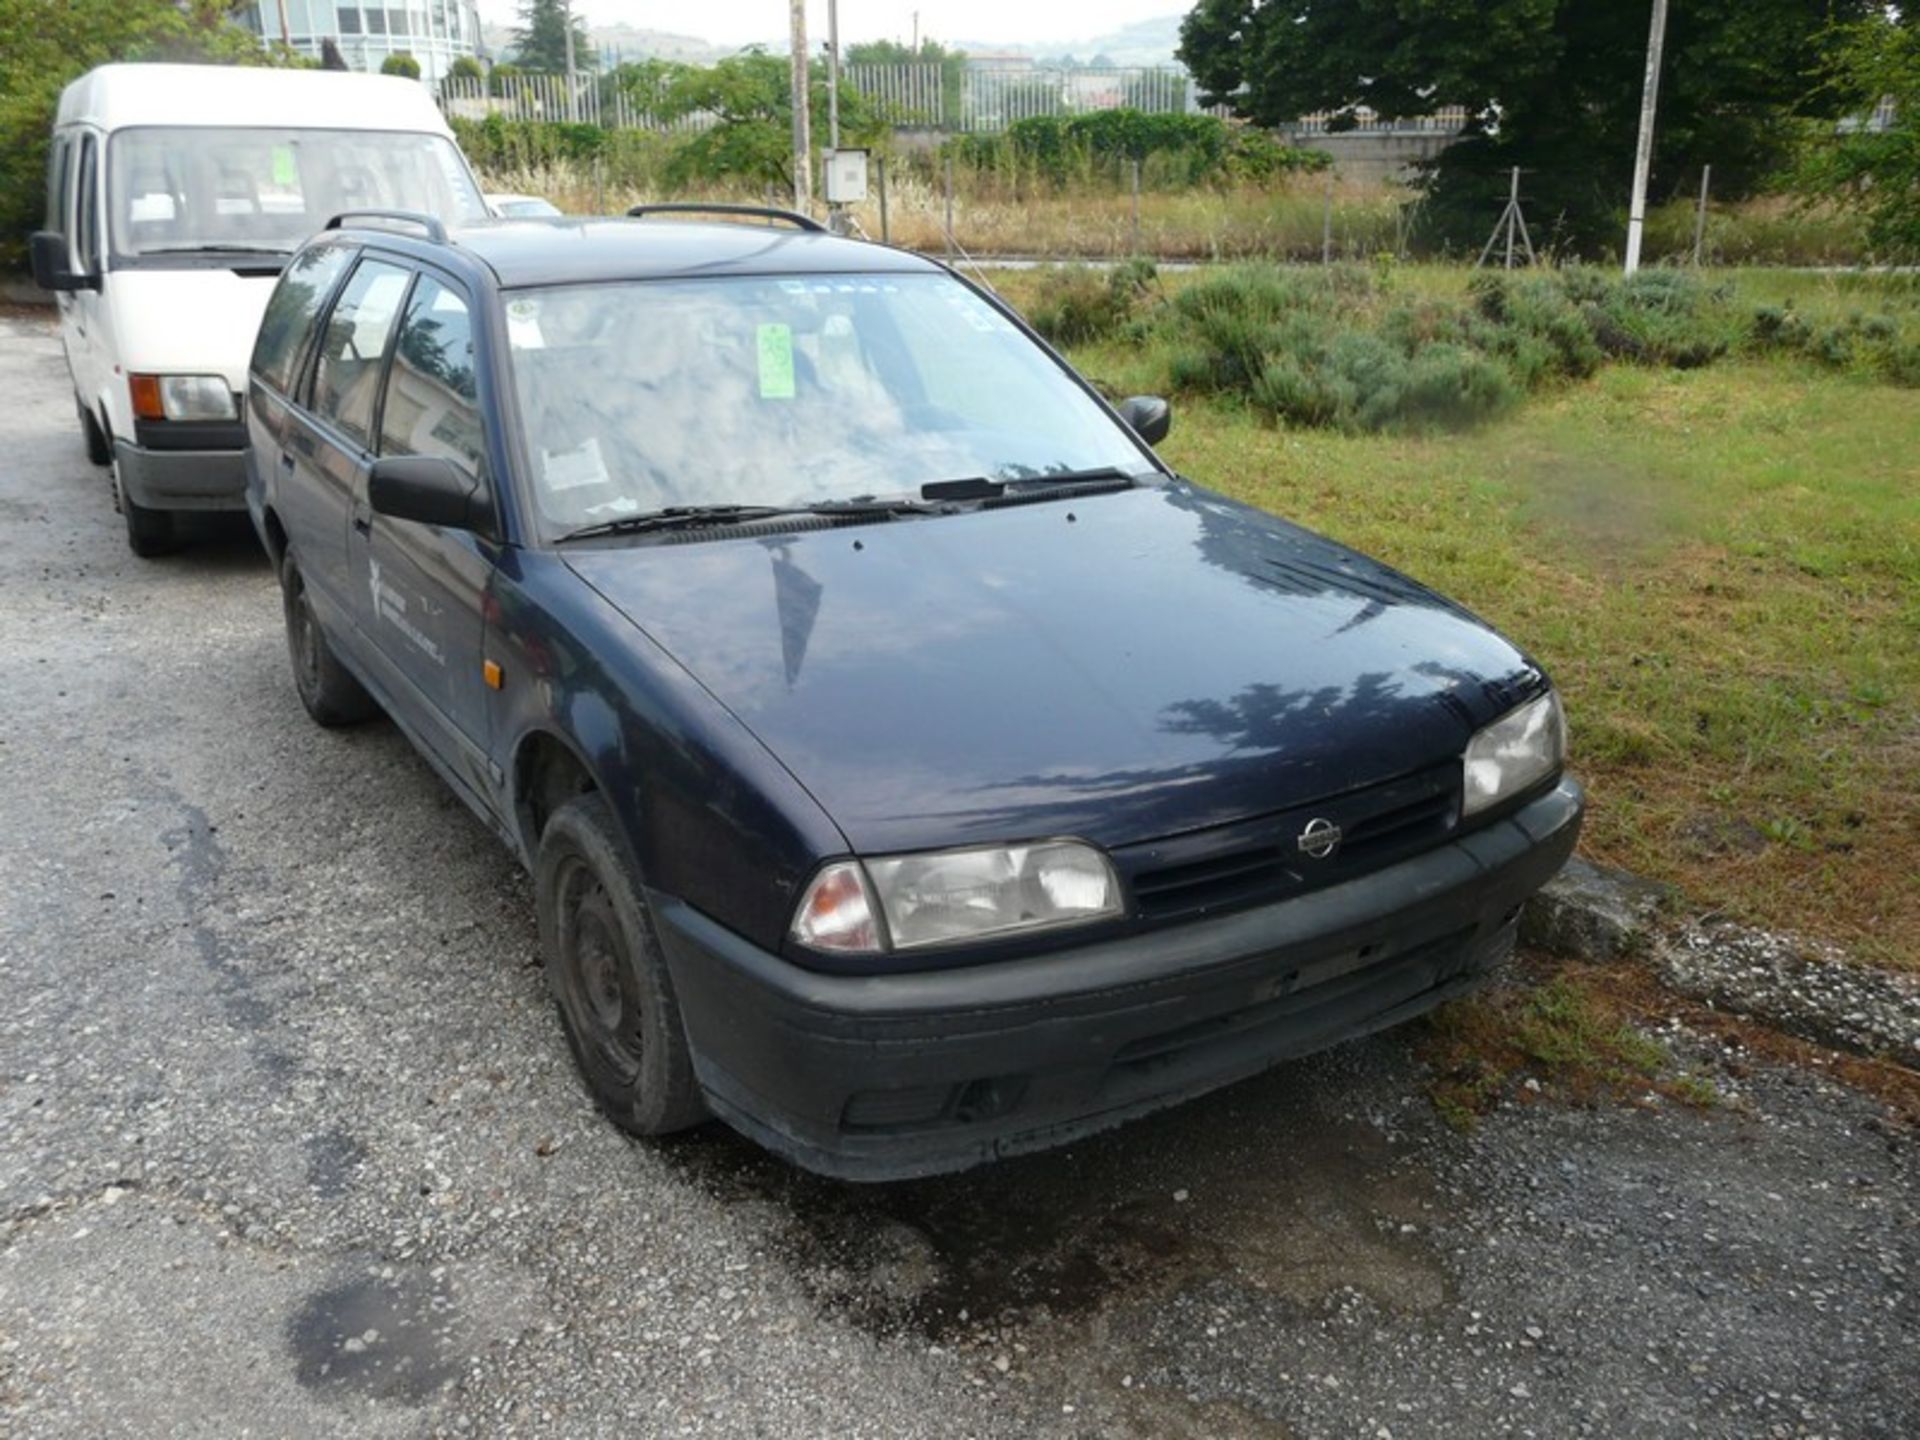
[
  {"x1": 368, "y1": 455, "x2": 495, "y2": 538},
  {"x1": 1118, "y1": 394, "x2": 1172, "y2": 446},
  {"x1": 29, "y1": 231, "x2": 96, "y2": 292}
]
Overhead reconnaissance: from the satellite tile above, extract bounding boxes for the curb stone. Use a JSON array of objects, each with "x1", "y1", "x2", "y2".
[{"x1": 1523, "y1": 857, "x2": 1920, "y2": 1066}]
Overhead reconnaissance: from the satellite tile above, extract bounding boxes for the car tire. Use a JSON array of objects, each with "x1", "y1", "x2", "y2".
[
  {"x1": 279, "y1": 551, "x2": 377, "y2": 726},
  {"x1": 537, "y1": 793, "x2": 706, "y2": 1137},
  {"x1": 111, "y1": 456, "x2": 178, "y2": 558},
  {"x1": 78, "y1": 399, "x2": 110, "y2": 466}
]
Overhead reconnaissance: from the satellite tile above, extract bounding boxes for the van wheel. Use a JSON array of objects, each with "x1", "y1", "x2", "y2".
[
  {"x1": 78, "y1": 400, "x2": 110, "y2": 466},
  {"x1": 111, "y1": 459, "x2": 178, "y2": 558},
  {"x1": 279, "y1": 551, "x2": 377, "y2": 726},
  {"x1": 537, "y1": 793, "x2": 705, "y2": 1137}
]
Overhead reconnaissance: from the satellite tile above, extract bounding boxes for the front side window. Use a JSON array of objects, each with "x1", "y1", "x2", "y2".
[
  {"x1": 108, "y1": 126, "x2": 484, "y2": 260},
  {"x1": 75, "y1": 135, "x2": 99, "y2": 274},
  {"x1": 311, "y1": 259, "x2": 412, "y2": 448},
  {"x1": 379, "y1": 276, "x2": 486, "y2": 479},
  {"x1": 45, "y1": 135, "x2": 69, "y2": 235},
  {"x1": 252, "y1": 242, "x2": 356, "y2": 395},
  {"x1": 503, "y1": 272, "x2": 1152, "y2": 539}
]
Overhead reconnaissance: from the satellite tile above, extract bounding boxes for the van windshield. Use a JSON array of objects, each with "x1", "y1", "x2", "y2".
[{"x1": 108, "y1": 126, "x2": 485, "y2": 259}]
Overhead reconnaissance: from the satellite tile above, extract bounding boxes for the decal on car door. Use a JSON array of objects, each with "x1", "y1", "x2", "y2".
[{"x1": 368, "y1": 556, "x2": 445, "y2": 666}]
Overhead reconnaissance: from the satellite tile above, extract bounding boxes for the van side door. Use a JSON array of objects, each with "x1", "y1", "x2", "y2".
[
  {"x1": 283, "y1": 255, "x2": 411, "y2": 631},
  {"x1": 351, "y1": 271, "x2": 501, "y2": 811}
]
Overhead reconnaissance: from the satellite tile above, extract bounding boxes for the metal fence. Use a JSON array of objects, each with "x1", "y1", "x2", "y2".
[
  {"x1": 438, "y1": 66, "x2": 1463, "y2": 139},
  {"x1": 439, "y1": 74, "x2": 715, "y2": 135}
]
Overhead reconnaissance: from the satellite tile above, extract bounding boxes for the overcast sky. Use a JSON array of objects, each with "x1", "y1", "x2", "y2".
[{"x1": 479, "y1": 1, "x2": 1186, "y2": 49}]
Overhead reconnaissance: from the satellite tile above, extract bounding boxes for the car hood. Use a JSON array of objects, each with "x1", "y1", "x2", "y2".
[{"x1": 566, "y1": 482, "x2": 1544, "y2": 854}]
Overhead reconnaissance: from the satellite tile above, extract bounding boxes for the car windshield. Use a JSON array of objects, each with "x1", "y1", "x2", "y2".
[
  {"x1": 108, "y1": 126, "x2": 486, "y2": 258},
  {"x1": 503, "y1": 273, "x2": 1154, "y2": 539}
]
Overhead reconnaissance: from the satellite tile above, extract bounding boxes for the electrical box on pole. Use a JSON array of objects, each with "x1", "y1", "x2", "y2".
[{"x1": 822, "y1": 149, "x2": 869, "y2": 205}]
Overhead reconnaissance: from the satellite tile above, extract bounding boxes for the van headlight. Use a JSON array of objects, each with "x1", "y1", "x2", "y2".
[
  {"x1": 130, "y1": 373, "x2": 237, "y2": 422},
  {"x1": 791, "y1": 841, "x2": 1123, "y2": 954},
  {"x1": 1462, "y1": 690, "x2": 1567, "y2": 817}
]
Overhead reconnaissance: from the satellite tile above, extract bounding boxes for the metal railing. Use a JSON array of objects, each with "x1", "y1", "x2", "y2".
[{"x1": 438, "y1": 67, "x2": 1461, "y2": 140}]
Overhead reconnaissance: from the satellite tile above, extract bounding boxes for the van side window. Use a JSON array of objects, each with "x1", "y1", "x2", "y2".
[
  {"x1": 74, "y1": 135, "x2": 99, "y2": 274},
  {"x1": 253, "y1": 244, "x2": 354, "y2": 396},
  {"x1": 310, "y1": 259, "x2": 411, "y2": 449},
  {"x1": 379, "y1": 276, "x2": 487, "y2": 481}
]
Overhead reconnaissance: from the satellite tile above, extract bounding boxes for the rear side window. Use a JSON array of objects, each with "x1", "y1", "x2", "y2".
[
  {"x1": 379, "y1": 276, "x2": 487, "y2": 480},
  {"x1": 310, "y1": 258, "x2": 411, "y2": 449},
  {"x1": 252, "y1": 244, "x2": 354, "y2": 395}
]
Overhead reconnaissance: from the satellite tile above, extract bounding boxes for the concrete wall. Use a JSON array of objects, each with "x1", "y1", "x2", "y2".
[{"x1": 1284, "y1": 130, "x2": 1458, "y2": 185}]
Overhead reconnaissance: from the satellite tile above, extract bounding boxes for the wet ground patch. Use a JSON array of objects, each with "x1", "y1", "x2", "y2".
[{"x1": 665, "y1": 1047, "x2": 1452, "y2": 1348}]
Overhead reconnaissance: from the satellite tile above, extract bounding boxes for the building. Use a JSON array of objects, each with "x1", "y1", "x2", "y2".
[{"x1": 242, "y1": 1, "x2": 484, "y2": 83}]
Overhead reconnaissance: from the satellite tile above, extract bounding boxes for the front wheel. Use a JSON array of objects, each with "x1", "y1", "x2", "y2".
[
  {"x1": 112, "y1": 459, "x2": 177, "y2": 558},
  {"x1": 279, "y1": 551, "x2": 377, "y2": 726},
  {"x1": 537, "y1": 793, "x2": 706, "y2": 1137}
]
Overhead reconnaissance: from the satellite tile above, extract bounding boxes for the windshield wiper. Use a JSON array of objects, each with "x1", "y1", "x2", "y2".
[
  {"x1": 555, "y1": 504, "x2": 791, "y2": 543},
  {"x1": 1005, "y1": 465, "x2": 1148, "y2": 487},
  {"x1": 556, "y1": 496, "x2": 954, "y2": 545},
  {"x1": 137, "y1": 243, "x2": 293, "y2": 257}
]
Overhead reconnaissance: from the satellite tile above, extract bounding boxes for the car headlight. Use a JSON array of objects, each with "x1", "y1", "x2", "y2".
[
  {"x1": 791, "y1": 841, "x2": 1123, "y2": 954},
  {"x1": 1462, "y1": 690, "x2": 1567, "y2": 817},
  {"x1": 130, "y1": 373, "x2": 237, "y2": 422}
]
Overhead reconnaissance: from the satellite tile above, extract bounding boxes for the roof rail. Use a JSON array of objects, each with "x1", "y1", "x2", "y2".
[
  {"x1": 324, "y1": 209, "x2": 449, "y2": 244},
  {"x1": 626, "y1": 203, "x2": 827, "y2": 234}
]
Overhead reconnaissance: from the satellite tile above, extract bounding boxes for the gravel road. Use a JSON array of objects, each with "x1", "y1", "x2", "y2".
[{"x1": 1, "y1": 312, "x2": 1913, "y2": 1438}]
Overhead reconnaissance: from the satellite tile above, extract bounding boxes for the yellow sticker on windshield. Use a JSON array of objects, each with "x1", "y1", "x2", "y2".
[
  {"x1": 271, "y1": 146, "x2": 298, "y2": 187},
  {"x1": 757, "y1": 323, "x2": 795, "y2": 400}
]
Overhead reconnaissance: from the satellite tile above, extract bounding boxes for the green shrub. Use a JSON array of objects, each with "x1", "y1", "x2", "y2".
[
  {"x1": 1027, "y1": 261, "x2": 1159, "y2": 346},
  {"x1": 380, "y1": 51, "x2": 421, "y2": 79}
]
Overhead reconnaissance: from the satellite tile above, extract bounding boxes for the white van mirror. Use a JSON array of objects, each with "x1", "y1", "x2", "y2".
[{"x1": 29, "y1": 232, "x2": 96, "y2": 293}]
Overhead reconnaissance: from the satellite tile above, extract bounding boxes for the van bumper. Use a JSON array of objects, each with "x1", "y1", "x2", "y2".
[
  {"x1": 114, "y1": 439, "x2": 248, "y2": 512},
  {"x1": 653, "y1": 777, "x2": 1584, "y2": 1182}
]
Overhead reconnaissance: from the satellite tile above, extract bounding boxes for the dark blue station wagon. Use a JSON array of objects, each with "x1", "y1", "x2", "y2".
[{"x1": 245, "y1": 208, "x2": 1582, "y2": 1180}]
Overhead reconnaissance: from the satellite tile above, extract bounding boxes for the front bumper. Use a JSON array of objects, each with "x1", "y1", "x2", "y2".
[
  {"x1": 113, "y1": 439, "x2": 248, "y2": 512},
  {"x1": 655, "y1": 777, "x2": 1583, "y2": 1181}
]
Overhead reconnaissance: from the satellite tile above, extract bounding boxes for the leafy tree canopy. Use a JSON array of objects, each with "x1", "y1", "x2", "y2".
[
  {"x1": 510, "y1": 0, "x2": 595, "y2": 75},
  {"x1": 656, "y1": 51, "x2": 887, "y2": 190},
  {"x1": 0, "y1": 0, "x2": 279, "y2": 266},
  {"x1": 1179, "y1": 0, "x2": 1877, "y2": 253},
  {"x1": 1789, "y1": 14, "x2": 1919, "y2": 258}
]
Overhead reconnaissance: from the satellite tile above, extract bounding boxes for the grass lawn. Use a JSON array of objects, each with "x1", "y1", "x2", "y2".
[{"x1": 1035, "y1": 275, "x2": 1919, "y2": 968}]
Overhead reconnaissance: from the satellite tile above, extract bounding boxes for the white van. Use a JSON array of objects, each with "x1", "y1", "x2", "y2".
[{"x1": 31, "y1": 63, "x2": 488, "y2": 555}]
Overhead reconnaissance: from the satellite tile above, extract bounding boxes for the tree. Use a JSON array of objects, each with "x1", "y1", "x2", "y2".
[
  {"x1": 319, "y1": 37, "x2": 349, "y2": 70},
  {"x1": 1790, "y1": 15, "x2": 1919, "y2": 258},
  {"x1": 380, "y1": 51, "x2": 421, "y2": 80},
  {"x1": 510, "y1": 0, "x2": 593, "y2": 75},
  {"x1": 658, "y1": 50, "x2": 887, "y2": 191},
  {"x1": 0, "y1": 0, "x2": 275, "y2": 266},
  {"x1": 1179, "y1": 0, "x2": 1878, "y2": 254}
]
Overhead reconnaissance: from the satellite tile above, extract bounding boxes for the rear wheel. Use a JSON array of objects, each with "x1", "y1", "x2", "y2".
[
  {"x1": 537, "y1": 793, "x2": 705, "y2": 1137},
  {"x1": 279, "y1": 551, "x2": 377, "y2": 726},
  {"x1": 111, "y1": 456, "x2": 178, "y2": 558}
]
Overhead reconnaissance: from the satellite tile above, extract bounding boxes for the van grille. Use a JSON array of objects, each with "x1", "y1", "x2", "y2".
[{"x1": 1114, "y1": 763, "x2": 1460, "y2": 923}]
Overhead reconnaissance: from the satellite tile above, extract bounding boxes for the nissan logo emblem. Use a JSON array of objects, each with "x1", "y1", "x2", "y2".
[{"x1": 1297, "y1": 817, "x2": 1342, "y2": 859}]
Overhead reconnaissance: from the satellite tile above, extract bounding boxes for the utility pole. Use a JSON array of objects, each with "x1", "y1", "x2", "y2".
[
  {"x1": 1623, "y1": 0, "x2": 1670, "y2": 276},
  {"x1": 275, "y1": 0, "x2": 291, "y2": 48},
  {"x1": 789, "y1": 0, "x2": 812, "y2": 214},
  {"x1": 562, "y1": 0, "x2": 578, "y2": 123},
  {"x1": 826, "y1": 0, "x2": 847, "y2": 234}
]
